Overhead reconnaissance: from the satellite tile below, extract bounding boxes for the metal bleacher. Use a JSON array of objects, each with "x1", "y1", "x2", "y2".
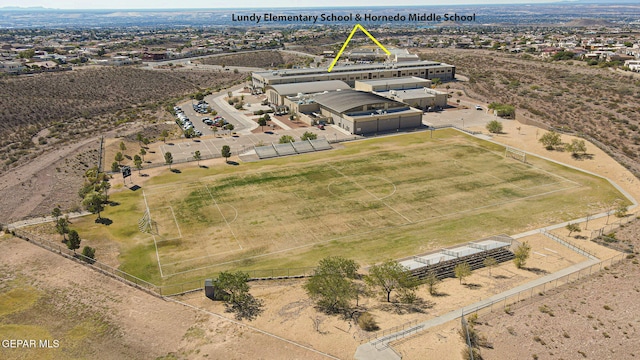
[
  {"x1": 309, "y1": 138, "x2": 332, "y2": 151},
  {"x1": 399, "y1": 235, "x2": 516, "y2": 280},
  {"x1": 254, "y1": 145, "x2": 279, "y2": 159},
  {"x1": 291, "y1": 140, "x2": 315, "y2": 154},
  {"x1": 254, "y1": 138, "x2": 333, "y2": 159},
  {"x1": 273, "y1": 142, "x2": 297, "y2": 156}
]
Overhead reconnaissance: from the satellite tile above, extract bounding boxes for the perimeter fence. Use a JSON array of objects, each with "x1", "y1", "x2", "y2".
[
  {"x1": 9, "y1": 228, "x2": 315, "y2": 297},
  {"x1": 461, "y1": 253, "x2": 624, "y2": 320}
]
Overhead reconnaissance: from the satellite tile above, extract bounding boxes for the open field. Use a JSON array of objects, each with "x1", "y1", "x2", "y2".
[
  {"x1": 66, "y1": 129, "x2": 629, "y2": 287},
  {"x1": 419, "y1": 49, "x2": 640, "y2": 177}
]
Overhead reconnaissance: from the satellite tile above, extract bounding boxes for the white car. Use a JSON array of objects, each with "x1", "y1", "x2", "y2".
[{"x1": 475, "y1": 105, "x2": 483, "y2": 110}]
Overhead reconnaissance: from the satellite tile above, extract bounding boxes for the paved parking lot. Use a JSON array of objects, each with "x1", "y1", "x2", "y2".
[
  {"x1": 159, "y1": 126, "x2": 353, "y2": 163},
  {"x1": 422, "y1": 100, "x2": 504, "y2": 129}
]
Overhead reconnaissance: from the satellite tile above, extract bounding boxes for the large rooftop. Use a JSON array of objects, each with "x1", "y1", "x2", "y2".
[
  {"x1": 356, "y1": 76, "x2": 432, "y2": 87},
  {"x1": 254, "y1": 60, "x2": 451, "y2": 80},
  {"x1": 313, "y1": 89, "x2": 406, "y2": 114},
  {"x1": 266, "y1": 80, "x2": 350, "y2": 96}
]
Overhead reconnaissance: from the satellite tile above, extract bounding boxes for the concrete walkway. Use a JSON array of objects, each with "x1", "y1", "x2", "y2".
[
  {"x1": 354, "y1": 257, "x2": 600, "y2": 360},
  {"x1": 7, "y1": 210, "x2": 91, "y2": 230}
]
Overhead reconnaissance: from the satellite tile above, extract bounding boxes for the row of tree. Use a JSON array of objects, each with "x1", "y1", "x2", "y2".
[
  {"x1": 52, "y1": 207, "x2": 96, "y2": 262},
  {"x1": 208, "y1": 242, "x2": 537, "y2": 321}
]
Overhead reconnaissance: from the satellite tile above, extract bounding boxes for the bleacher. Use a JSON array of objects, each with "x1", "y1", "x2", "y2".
[
  {"x1": 291, "y1": 140, "x2": 315, "y2": 154},
  {"x1": 399, "y1": 235, "x2": 516, "y2": 280},
  {"x1": 273, "y1": 142, "x2": 297, "y2": 156},
  {"x1": 254, "y1": 138, "x2": 333, "y2": 159},
  {"x1": 254, "y1": 145, "x2": 279, "y2": 159},
  {"x1": 309, "y1": 138, "x2": 332, "y2": 151}
]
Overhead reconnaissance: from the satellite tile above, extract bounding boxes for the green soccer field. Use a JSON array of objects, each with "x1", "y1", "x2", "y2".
[{"x1": 71, "y1": 129, "x2": 628, "y2": 287}]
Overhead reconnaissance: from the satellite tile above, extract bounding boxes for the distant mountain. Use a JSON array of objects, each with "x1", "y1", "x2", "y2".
[
  {"x1": 0, "y1": 6, "x2": 49, "y2": 10},
  {"x1": 564, "y1": 18, "x2": 615, "y2": 27}
]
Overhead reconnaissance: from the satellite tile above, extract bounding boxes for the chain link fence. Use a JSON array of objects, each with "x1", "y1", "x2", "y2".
[
  {"x1": 9, "y1": 228, "x2": 317, "y2": 297},
  {"x1": 461, "y1": 253, "x2": 625, "y2": 320}
]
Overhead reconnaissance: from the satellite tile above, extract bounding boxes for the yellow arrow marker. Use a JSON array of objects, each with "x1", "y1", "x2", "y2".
[{"x1": 328, "y1": 24, "x2": 391, "y2": 73}]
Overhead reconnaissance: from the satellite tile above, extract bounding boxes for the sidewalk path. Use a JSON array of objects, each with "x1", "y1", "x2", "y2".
[{"x1": 7, "y1": 211, "x2": 91, "y2": 230}]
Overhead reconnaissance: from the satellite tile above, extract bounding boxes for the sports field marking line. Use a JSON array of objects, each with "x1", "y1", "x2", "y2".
[
  {"x1": 165, "y1": 174, "x2": 584, "y2": 276},
  {"x1": 143, "y1": 190, "x2": 164, "y2": 278},
  {"x1": 328, "y1": 23, "x2": 390, "y2": 72},
  {"x1": 202, "y1": 183, "x2": 243, "y2": 250},
  {"x1": 166, "y1": 183, "x2": 583, "y2": 277},
  {"x1": 161, "y1": 247, "x2": 241, "y2": 267},
  {"x1": 464, "y1": 139, "x2": 582, "y2": 187},
  {"x1": 168, "y1": 205, "x2": 183, "y2": 238},
  {"x1": 325, "y1": 162, "x2": 413, "y2": 224}
]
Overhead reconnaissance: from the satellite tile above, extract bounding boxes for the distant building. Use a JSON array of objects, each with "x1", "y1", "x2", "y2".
[
  {"x1": 252, "y1": 60, "x2": 455, "y2": 88},
  {"x1": 0, "y1": 60, "x2": 23, "y2": 74},
  {"x1": 142, "y1": 51, "x2": 167, "y2": 61},
  {"x1": 625, "y1": 60, "x2": 640, "y2": 72}
]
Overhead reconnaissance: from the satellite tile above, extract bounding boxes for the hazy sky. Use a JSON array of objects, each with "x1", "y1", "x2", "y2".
[{"x1": 3, "y1": 0, "x2": 558, "y2": 10}]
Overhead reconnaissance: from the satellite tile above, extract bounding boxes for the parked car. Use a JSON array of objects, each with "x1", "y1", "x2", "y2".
[{"x1": 475, "y1": 105, "x2": 483, "y2": 110}]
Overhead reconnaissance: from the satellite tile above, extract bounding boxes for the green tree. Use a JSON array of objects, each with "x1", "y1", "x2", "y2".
[
  {"x1": 67, "y1": 229, "x2": 81, "y2": 252},
  {"x1": 566, "y1": 223, "x2": 581, "y2": 237},
  {"x1": 184, "y1": 127, "x2": 195, "y2": 138},
  {"x1": 301, "y1": 131, "x2": 318, "y2": 141},
  {"x1": 161, "y1": 130, "x2": 169, "y2": 143},
  {"x1": 119, "y1": 141, "x2": 126, "y2": 151},
  {"x1": 513, "y1": 241, "x2": 531, "y2": 269},
  {"x1": 142, "y1": 137, "x2": 150, "y2": 146},
  {"x1": 51, "y1": 207, "x2": 62, "y2": 220},
  {"x1": 193, "y1": 150, "x2": 202, "y2": 166},
  {"x1": 18, "y1": 49, "x2": 35, "y2": 59},
  {"x1": 431, "y1": 78, "x2": 442, "y2": 87},
  {"x1": 454, "y1": 262, "x2": 472, "y2": 284},
  {"x1": 483, "y1": 257, "x2": 498, "y2": 277},
  {"x1": 365, "y1": 260, "x2": 417, "y2": 302},
  {"x1": 134, "y1": 155, "x2": 143, "y2": 174},
  {"x1": 566, "y1": 139, "x2": 587, "y2": 157},
  {"x1": 136, "y1": 133, "x2": 143, "y2": 146},
  {"x1": 614, "y1": 203, "x2": 628, "y2": 218},
  {"x1": 424, "y1": 271, "x2": 441, "y2": 296},
  {"x1": 224, "y1": 123, "x2": 235, "y2": 131},
  {"x1": 139, "y1": 148, "x2": 146, "y2": 161},
  {"x1": 164, "y1": 152, "x2": 173, "y2": 169},
  {"x1": 539, "y1": 130, "x2": 562, "y2": 150},
  {"x1": 114, "y1": 152, "x2": 124, "y2": 165},
  {"x1": 111, "y1": 161, "x2": 119, "y2": 173},
  {"x1": 212, "y1": 126, "x2": 219, "y2": 137},
  {"x1": 486, "y1": 120, "x2": 503, "y2": 134},
  {"x1": 216, "y1": 271, "x2": 263, "y2": 320},
  {"x1": 55, "y1": 216, "x2": 70, "y2": 241},
  {"x1": 82, "y1": 191, "x2": 106, "y2": 220},
  {"x1": 81, "y1": 246, "x2": 96, "y2": 264},
  {"x1": 257, "y1": 117, "x2": 267, "y2": 131},
  {"x1": 279, "y1": 135, "x2": 295, "y2": 144},
  {"x1": 221, "y1": 145, "x2": 231, "y2": 162},
  {"x1": 304, "y1": 256, "x2": 359, "y2": 313}
]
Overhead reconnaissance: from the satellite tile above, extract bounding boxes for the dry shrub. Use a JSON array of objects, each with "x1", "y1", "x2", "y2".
[{"x1": 357, "y1": 312, "x2": 379, "y2": 331}]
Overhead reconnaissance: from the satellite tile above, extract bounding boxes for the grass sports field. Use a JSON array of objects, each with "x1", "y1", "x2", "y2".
[{"x1": 72, "y1": 129, "x2": 627, "y2": 287}]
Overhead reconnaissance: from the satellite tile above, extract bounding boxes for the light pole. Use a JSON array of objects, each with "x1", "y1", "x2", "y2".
[{"x1": 461, "y1": 117, "x2": 464, "y2": 129}]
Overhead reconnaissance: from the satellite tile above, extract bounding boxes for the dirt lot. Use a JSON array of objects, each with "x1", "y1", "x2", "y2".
[
  {"x1": 0, "y1": 234, "x2": 331, "y2": 360},
  {"x1": 473, "y1": 219, "x2": 640, "y2": 360}
]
